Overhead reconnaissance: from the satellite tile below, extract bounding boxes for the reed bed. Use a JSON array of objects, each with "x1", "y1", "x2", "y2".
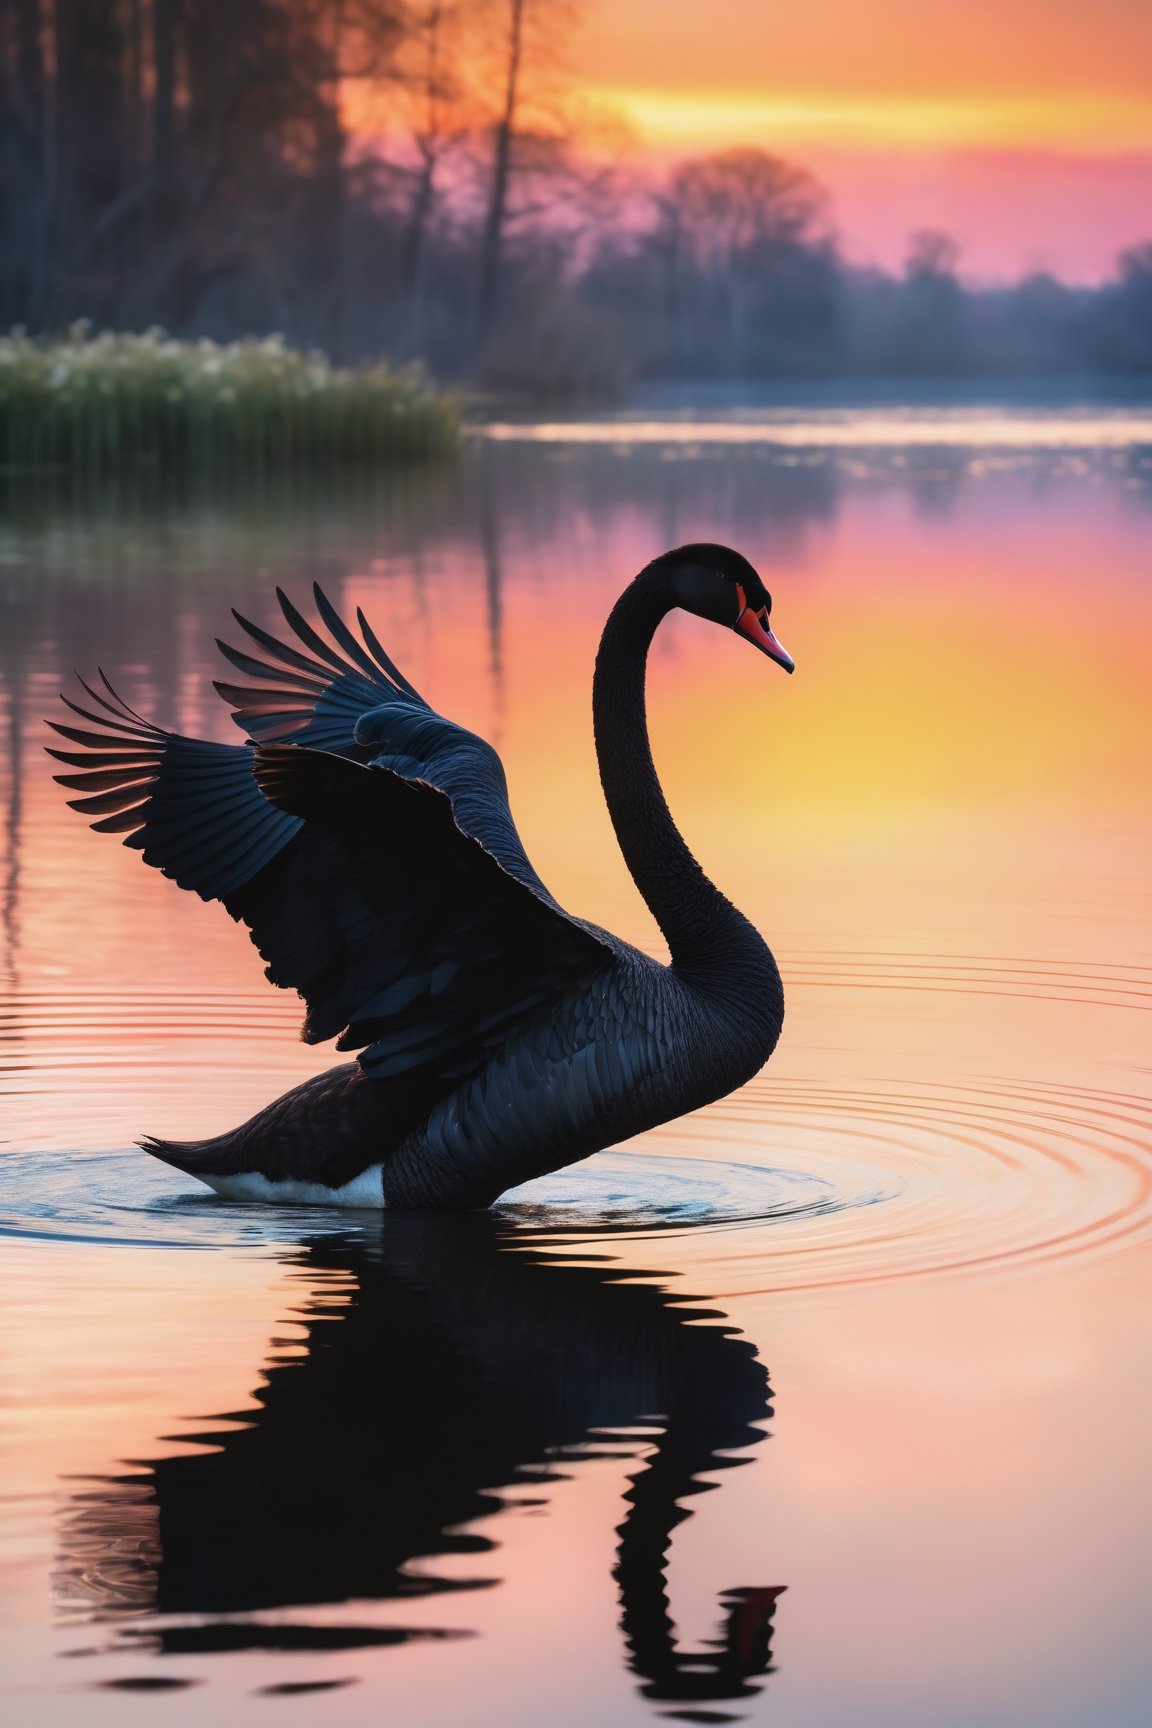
[{"x1": 0, "y1": 325, "x2": 458, "y2": 473}]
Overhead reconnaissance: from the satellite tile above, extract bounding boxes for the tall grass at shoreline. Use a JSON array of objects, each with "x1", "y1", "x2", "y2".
[{"x1": 0, "y1": 325, "x2": 458, "y2": 473}]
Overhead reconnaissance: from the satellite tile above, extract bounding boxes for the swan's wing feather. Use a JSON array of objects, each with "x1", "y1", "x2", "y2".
[
  {"x1": 246, "y1": 743, "x2": 609, "y2": 1081},
  {"x1": 216, "y1": 584, "x2": 561, "y2": 902},
  {"x1": 46, "y1": 688, "x2": 302, "y2": 901},
  {"x1": 215, "y1": 583, "x2": 430, "y2": 752}
]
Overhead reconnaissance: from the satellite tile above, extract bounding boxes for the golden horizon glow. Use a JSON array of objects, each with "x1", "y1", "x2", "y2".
[{"x1": 590, "y1": 86, "x2": 1152, "y2": 155}]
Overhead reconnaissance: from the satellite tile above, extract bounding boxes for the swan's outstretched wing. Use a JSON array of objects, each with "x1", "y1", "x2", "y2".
[
  {"x1": 47, "y1": 602, "x2": 609, "y2": 1094},
  {"x1": 46, "y1": 676, "x2": 304, "y2": 902}
]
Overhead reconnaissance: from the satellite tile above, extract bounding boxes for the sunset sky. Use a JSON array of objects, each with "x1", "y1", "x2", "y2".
[{"x1": 574, "y1": 0, "x2": 1152, "y2": 282}]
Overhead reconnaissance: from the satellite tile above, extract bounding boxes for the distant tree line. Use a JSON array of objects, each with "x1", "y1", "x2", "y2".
[
  {"x1": 2, "y1": 0, "x2": 1150, "y2": 393},
  {"x1": 583, "y1": 191, "x2": 1152, "y2": 389}
]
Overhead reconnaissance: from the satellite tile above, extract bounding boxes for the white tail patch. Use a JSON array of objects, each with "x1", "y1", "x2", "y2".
[{"x1": 196, "y1": 1164, "x2": 386, "y2": 1208}]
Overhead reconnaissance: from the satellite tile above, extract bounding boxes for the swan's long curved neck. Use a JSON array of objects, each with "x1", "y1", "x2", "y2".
[{"x1": 592, "y1": 568, "x2": 772, "y2": 993}]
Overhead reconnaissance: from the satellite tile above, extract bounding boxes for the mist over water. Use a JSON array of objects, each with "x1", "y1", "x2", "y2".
[{"x1": 1, "y1": 410, "x2": 1150, "y2": 1725}]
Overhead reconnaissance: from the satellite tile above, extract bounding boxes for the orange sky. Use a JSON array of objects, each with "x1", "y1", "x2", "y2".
[{"x1": 572, "y1": 0, "x2": 1152, "y2": 280}]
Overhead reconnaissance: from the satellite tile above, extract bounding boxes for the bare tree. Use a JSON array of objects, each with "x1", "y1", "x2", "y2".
[
  {"x1": 393, "y1": 1, "x2": 474, "y2": 344},
  {"x1": 475, "y1": 0, "x2": 526, "y2": 340},
  {"x1": 650, "y1": 148, "x2": 829, "y2": 370},
  {"x1": 471, "y1": 0, "x2": 590, "y2": 341},
  {"x1": 0, "y1": 0, "x2": 50, "y2": 322},
  {"x1": 897, "y1": 229, "x2": 967, "y2": 371},
  {"x1": 666, "y1": 150, "x2": 827, "y2": 267},
  {"x1": 905, "y1": 230, "x2": 962, "y2": 281}
]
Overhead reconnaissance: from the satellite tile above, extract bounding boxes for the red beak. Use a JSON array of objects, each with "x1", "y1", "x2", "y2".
[{"x1": 736, "y1": 609, "x2": 795, "y2": 673}]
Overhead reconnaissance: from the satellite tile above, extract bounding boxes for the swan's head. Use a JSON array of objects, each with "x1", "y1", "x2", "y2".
[{"x1": 658, "y1": 543, "x2": 794, "y2": 673}]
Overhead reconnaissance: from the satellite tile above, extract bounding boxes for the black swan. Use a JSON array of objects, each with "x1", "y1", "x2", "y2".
[{"x1": 48, "y1": 543, "x2": 793, "y2": 1208}]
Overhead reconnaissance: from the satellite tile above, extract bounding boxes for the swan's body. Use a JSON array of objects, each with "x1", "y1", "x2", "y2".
[{"x1": 49, "y1": 545, "x2": 793, "y2": 1208}]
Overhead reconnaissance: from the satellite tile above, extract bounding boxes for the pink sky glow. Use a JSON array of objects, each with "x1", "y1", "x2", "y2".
[{"x1": 568, "y1": 1, "x2": 1152, "y2": 282}]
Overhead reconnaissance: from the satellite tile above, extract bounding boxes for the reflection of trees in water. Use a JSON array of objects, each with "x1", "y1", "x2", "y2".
[
  {"x1": 479, "y1": 462, "x2": 506, "y2": 739},
  {"x1": 58, "y1": 1216, "x2": 783, "y2": 1710},
  {"x1": 1, "y1": 658, "x2": 22, "y2": 987},
  {"x1": 0, "y1": 444, "x2": 838, "y2": 626},
  {"x1": 473, "y1": 443, "x2": 838, "y2": 560}
]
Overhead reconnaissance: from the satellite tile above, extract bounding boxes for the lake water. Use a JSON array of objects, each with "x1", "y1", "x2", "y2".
[{"x1": 1, "y1": 406, "x2": 1151, "y2": 1725}]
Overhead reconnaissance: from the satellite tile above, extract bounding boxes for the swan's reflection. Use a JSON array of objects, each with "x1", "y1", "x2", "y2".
[{"x1": 60, "y1": 1214, "x2": 784, "y2": 1710}]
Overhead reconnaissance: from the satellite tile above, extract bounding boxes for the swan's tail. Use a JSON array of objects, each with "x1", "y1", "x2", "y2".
[
  {"x1": 138, "y1": 1131, "x2": 252, "y2": 1177},
  {"x1": 137, "y1": 1062, "x2": 395, "y2": 1194}
]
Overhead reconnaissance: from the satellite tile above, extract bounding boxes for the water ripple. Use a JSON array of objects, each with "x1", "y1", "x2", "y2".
[
  {"x1": 662, "y1": 1075, "x2": 1152, "y2": 1289},
  {"x1": 780, "y1": 953, "x2": 1152, "y2": 1014},
  {"x1": 2, "y1": 965, "x2": 1150, "y2": 1286},
  {"x1": 0, "y1": 1148, "x2": 872, "y2": 1250}
]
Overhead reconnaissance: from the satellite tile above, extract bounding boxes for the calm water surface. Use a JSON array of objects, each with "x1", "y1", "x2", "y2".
[{"x1": 1, "y1": 410, "x2": 1151, "y2": 1725}]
